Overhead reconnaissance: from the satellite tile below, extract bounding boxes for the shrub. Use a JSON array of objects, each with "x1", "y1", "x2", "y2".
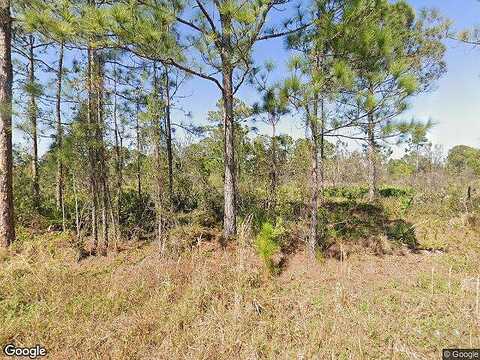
[
  {"x1": 388, "y1": 159, "x2": 415, "y2": 177},
  {"x1": 174, "y1": 209, "x2": 220, "y2": 228},
  {"x1": 167, "y1": 224, "x2": 218, "y2": 256},
  {"x1": 387, "y1": 220, "x2": 417, "y2": 249},
  {"x1": 119, "y1": 190, "x2": 156, "y2": 240},
  {"x1": 379, "y1": 186, "x2": 414, "y2": 198},
  {"x1": 323, "y1": 186, "x2": 368, "y2": 200},
  {"x1": 254, "y1": 219, "x2": 285, "y2": 274}
]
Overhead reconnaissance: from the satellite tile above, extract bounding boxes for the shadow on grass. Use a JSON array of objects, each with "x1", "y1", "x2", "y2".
[{"x1": 321, "y1": 200, "x2": 418, "y2": 250}]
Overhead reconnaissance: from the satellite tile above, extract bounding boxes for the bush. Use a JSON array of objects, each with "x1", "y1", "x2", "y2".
[
  {"x1": 323, "y1": 186, "x2": 414, "y2": 201},
  {"x1": 167, "y1": 224, "x2": 219, "y2": 256},
  {"x1": 174, "y1": 209, "x2": 220, "y2": 228},
  {"x1": 119, "y1": 190, "x2": 156, "y2": 240},
  {"x1": 387, "y1": 220, "x2": 417, "y2": 249},
  {"x1": 255, "y1": 219, "x2": 285, "y2": 274},
  {"x1": 379, "y1": 186, "x2": 414, "y2": 198},
  {"x1": 388, "y1": 159, "x2": 415, "y2": 177},
  {"x1": 323, "y1": 186, "x2": 368, "y2": 200}
]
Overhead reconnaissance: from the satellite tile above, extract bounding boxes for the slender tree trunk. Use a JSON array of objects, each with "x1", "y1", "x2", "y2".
[
  {"x1": 101, "y1": 175, "x2": 110, "y2": 254},
  {"x1": 413, "y1": 144, "x2": 421, "y2": 186},
  {"x1": 87, "y1": 45, "x2": 99, "y2": 253},
  {"x1": 28, "y1": 35, "x2": 40, "y2": 209},
  {"x1": 135, "y1": 100, "x2": 142, "y2": 198},
  {"x1": 112, "y1": 65, "x2": 121, "y2": 247},
  {"x1": 55, "y1": 42, "x2": 65, "y2": 228},
  {"x1": 0, "y1": 0, "x2": 14, "y2": 247},
  {"x1": 319, "y1": 98, "x2": 325, "y2": 186},
  {"x1": 222, "y1": 65, "x2": 236, "y2": 238},
  {"x1": 154, "y1": 122, "x2": 164, "y2": 250},
  {"x1": 164, "y1": 66, "x2": 174, "y2": 207},
  {"x1": 367, "y1": 112, "x2": 378, "y2": 202},
  {"x1": 308, "y1": 104, "x2": 320, "y2": 258},
  {"x1": 270, "y1": 116, "x2": 278, "y2": 215},
  {"x1": 152, "y1": 63, "x2": 164, "y2": 248},
  {"x1": 95, "y1": 56, "x2": 109, "y2": 254},
  {"x1": 307, "y1": 51, "x2": 326, "y2": 258},
  {"x1": 73, "y1": 173, "x2": 80, "y2": 242},
  {"x1": 218, "y1": 8, "x2": 237, "y2": 238}
]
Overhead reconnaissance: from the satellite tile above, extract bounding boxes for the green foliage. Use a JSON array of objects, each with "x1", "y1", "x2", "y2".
[
  {"x1": 323, "y1": 186, "x2": 368, "y2": 200},
  {"x1": 174, "y1": 209, "x2": 220, "y2": 229},
  {"x1": 13, "y1": 159, "x2": 66, "y2": 229},
  {"x1": 320, "y1": 198, "x2": 418, "y2": 252},
  {"x1": 398, "y1": 74, "x2": 418, "y2": 95},
  {"x1": 387, "y1": 220, "x2": 417, "y2": 249},
  {"x1": 333, "y1": 60, "x2": 354, "y2": 88},
  {"x1": 378, "y1": 187, "x2": 414, "y2": 198},
  {"x1": 337, "y1": 0, "x2": 446, "y2": 146},
  {"x1": 324, "y1": 201, "x2": 383, "y2": 242},
  {"x1": 118, "y1": 190, "x2": 155, "y2": 240},
  {"x1": 388, "y1": 159, "x2": 415, "y2": 177},
  {"x1": 447, "y1": 145, "x2": 480, "y2": 175},
  {"x1": 322, "y1": 186, "x2": 414, "y2": 201},
  {"x1": 255, "y1": 219, "x2": 285, "y2": 274}
]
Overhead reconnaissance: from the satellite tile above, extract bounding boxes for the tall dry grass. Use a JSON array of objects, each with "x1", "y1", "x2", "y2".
[{"x1": 1, "y1": 193, "x2": 480, "y2": 359}]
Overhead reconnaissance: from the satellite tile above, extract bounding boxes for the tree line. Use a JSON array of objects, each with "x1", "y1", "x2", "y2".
[{"x1": 0, "y1": 0, "x2": 467, "y2": 258}]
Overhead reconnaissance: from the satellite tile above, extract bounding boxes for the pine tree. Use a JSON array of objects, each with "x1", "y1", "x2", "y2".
[
  {"x1": 11, "y1": 30, "x2": 48, "y2": 210},
  {"x1": 55, "y1": 41, "x2": 65, "y2": 229},
  {"x1": 339, "y1": 2, "x2": 446, "y2": 201},
  {"x1": 253, "y1": 71, "x2": 289, "y2": 216},
  {"x1": 19, "y1": 0, "x2": 113, "y2": 253},
  {"x1": 93, "y1": 0, "x2": 309, "y2": 237},
  {"x1": 282, "y1": 0, "x2": 369, "y2": 257},
  {"x1": 0, "y1": 0, "x2": 14, "y2": 247}
]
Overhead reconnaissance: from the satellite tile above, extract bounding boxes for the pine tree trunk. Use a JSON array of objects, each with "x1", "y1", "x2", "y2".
[
  {"x1": 154, "y1": 124, "x2": 164, "y2": 250},
  {"x1": 101, "y1": 176, "x2": 109, "y2": 254},
  {"x1": 0, "y1": 0, "x2": 15, "y2": 247},
  {"x1": 270, "y1": 117, "x2": 278, "y2": 215},
  {"x1": 152, "y1": 63, "x2": 165, "y2": 249},
  {"x1": 367, "y1": 113, "x2": 378, "y2": 202},
  {"x1": 154, "y1": 64, "x2": 164, "y2": 247},
  {"x1": 218, "y1": 8, "x2": 237, "y2": 238},
  {"x1": 307, "y1": 52, "x2": 326, "y2": 258},
  {"x1": 73, "y1": 173, "x2": 80, "y2": 242},
  {"x1": 319, "y1": 99, "x2": 325, "y2": 185},
  {"x1": 92, "y1": 54, "x2": 109, "y2": 254},
  {"x1": 87, "y1": 45, "x2": 99, "y2": 253},
  {"x1": 29, "y1": 35, "x2": 40, "y2": 209},
  {"x1": 135, "y1": 100, "x2": 142, "y2": 198},
  {"x1": 222, "y1": 65, "x2": 236, "y2": 238},
  {"x1": 164, "y1": 68, "x2": 174, "y2": 208},
  {"x1": 55, "y1": 42, "x2": 65, "y2": 228},
  {"x1": 112, "y1": 65, "x2": 121, "y2": 247},
  {"x1": 308, "y1": 105, "x2": 320, "y2": 259}
]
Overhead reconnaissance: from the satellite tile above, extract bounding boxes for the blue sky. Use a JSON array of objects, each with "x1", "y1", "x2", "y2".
[
  {"x1": 407, "y1": 0, "x2": 480, "y2": 153},
  {"x1": 178, "y1": 0, "x2": 480, "y2": 157}
]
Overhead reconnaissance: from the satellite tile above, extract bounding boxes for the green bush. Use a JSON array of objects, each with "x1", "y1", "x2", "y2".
[
  {"x1": 255, "y1": 219, "x2": 285, "y2": 274},
  {"x1": 174, "y1": 209, "x2": 220, "y2": 228},
  {"x1": 387, "y1": 220, "x2": 417, "y2": 249},
  {"x1": 119, "y1": 190, "x2": 156, "y2": 240},
  {"x1": 379, "y1": 186, "x2": 414, "y2": 198},
  {"x1": 323, "y1": 186, "x2": 414, "y2": 201},
  {"x1": 388, "y1": 159, "x2": 415, "y2": 177},
  {"x1": 323, "y1": 186, "x2": 368, "y2": 200}
]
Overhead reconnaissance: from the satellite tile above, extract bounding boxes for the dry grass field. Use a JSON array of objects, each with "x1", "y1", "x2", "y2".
[{"x1": 1, "y1": 200, "x2": 479, "y2": 359}]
